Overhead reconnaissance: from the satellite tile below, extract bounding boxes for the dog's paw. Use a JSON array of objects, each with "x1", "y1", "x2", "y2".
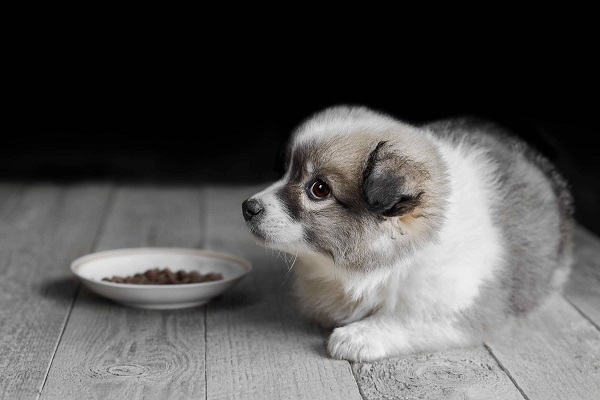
[{"x1": 327, "y1": 323, "x2": 387, "y2": 362}]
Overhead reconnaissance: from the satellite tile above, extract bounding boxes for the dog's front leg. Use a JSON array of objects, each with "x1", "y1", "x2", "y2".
[{"x1": 326, "y1": 314, "x2": 473, "y2": 362}]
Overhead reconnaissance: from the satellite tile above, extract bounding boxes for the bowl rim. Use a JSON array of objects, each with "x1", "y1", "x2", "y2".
[{"x1": 70, "y1": 247, "x2": 252, "y2": 289}]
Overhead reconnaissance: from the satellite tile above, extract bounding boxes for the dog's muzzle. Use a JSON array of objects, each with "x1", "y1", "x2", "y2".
[{"x1": 242, "y1": 198, "x2": 264, "y2": 222}]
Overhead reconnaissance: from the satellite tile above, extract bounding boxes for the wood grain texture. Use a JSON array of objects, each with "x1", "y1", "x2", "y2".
[
  {"x1": 40, "y1": 186, "x2": 207, "y2": 400},
  {"x1": 565, "y1": 225, "x2": 600, "y2": 329},
  {"x1": 486, "y1": 294, "x2": 600, "y2": 400},
  {"x1": 353, "y1": 347, "x2": 524, "y2": 400},
  {"x1": 204, "y1": 186, "x2": 363, "y2": 400},
  {"x1": 0, "y1": 184, "x2": 111, "y2": 399}
]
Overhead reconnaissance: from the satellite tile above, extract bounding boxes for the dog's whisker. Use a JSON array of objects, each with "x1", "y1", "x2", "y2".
[
  {"x1": 240, "y1": 104, "x2": 573, "y2": 363},
  {"x1": 290, "y1": 249, "x2": 298, "y2": 269},
  {"x1": 280, "y1": 246, "x2": 299, "y2": 287}
]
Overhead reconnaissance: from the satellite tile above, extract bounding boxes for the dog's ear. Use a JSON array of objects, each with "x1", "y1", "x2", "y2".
[{"x1": 362, "y1": 141, "x2": 423, "y2": 217}]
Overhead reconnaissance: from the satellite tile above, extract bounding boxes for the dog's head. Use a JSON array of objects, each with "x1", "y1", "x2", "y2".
[{"x1": 242, "y1": 106, "x2": 450, "y2": 272}]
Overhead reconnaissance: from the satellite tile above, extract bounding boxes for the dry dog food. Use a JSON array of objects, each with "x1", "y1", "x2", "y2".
[{"x1": 102, "y1": 268, "x2": 223, "y2": 284}]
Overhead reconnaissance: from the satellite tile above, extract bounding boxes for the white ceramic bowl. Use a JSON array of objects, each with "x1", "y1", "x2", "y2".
[{"x1": 71, "y1": 247, "x2": 251, "y2": 309}]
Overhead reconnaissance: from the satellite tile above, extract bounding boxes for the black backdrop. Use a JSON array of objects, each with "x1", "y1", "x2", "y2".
[{"x1": 4, "y1": 61, "x2": 600, "y2": 235}]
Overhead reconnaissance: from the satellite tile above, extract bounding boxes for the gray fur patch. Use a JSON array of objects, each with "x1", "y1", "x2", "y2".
[
  {"x1": 363, "y1": 141, "x2": 426, "y2": 217},
  {"x1": 424, "y1": 118, "x2": 574, "y2": 321}
]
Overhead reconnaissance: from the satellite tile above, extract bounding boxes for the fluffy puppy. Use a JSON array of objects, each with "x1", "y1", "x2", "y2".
[{"x1": 242, "y1": 105, "x2": 574, "y2": 362}]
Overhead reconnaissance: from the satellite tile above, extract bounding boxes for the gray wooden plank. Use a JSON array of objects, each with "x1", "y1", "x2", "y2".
[
  {"x1": 565, "y1": 225, "x2": 600, "y2": 329},
  {"x1": 204, "y1": 186, "x2": 363, "y2": 400},
  {"x1": 0, "y1": 184, "x2": 112, "y2": 400},
  {"x1": 485, "y1": 294, "x2": 600, "y2": 400},
  {"x1": 40, "y1": 186, "x2": 207, "y2": 400},
  {"x1": 353, "y1": 347, "x2": 524, "y2": 400},
  {"x1": 0, "y1": 182, "x2": 23, "y2": 208}
]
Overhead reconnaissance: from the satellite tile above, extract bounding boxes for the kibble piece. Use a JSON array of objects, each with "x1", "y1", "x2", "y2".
[
  {"x1": 144, "y1": 268, "x2": 159, "y2": 280},
  {"x1": 189, "y1": 271, "x2": 203, "y2": 283},
  {"x1": 164, "y1": 268, "x2": 177, "y2": 284},
  {"x1": 102, "y1": 268, "x2": 224, "y2": 285},
  {"x1": 204, "y1": 273, "x2": 222, "y2": 281}
]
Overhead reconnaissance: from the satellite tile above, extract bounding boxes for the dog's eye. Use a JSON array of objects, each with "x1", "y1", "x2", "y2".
[{"x1": 309, "y1": 179, "x2": 331, "y2": 200}]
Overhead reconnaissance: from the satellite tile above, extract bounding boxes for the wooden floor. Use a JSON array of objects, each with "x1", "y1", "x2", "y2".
[{"x1": 0, "y1": 183, "x2": 599, "y2": 400}]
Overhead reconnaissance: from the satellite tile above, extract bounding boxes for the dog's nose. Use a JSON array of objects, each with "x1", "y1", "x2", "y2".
[{"x1": 242, "y1": 198, "x2": 264, "y2": 221}]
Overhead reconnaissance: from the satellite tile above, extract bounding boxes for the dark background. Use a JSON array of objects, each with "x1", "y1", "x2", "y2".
[{"x1": 4, "y1": 40, "x2": 599, "y2": 236}]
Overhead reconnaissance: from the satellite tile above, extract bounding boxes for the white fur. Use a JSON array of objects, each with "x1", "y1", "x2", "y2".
[
  {"x1": 247, "y1": 108, "x2": 515, "y2": 362},
  {"x1": 249, "y1": 182, "x2": 304, "y2": 250},
  {"x1": 328, "y1": 315, "x2": 471, "y2": 361},
  {"x1": 294, "y1": 106, "x2": 401, "y2": 145},
  {"x1": 295, "y1": 135, "x2": 504, "y2": 361},
  {"x1": 396, "y1": 136, "x2": 505, "y2": 320}
]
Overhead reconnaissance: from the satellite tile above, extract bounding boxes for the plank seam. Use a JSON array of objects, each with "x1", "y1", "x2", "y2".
[
  {"x1": 349, "y1": 362, "x2": 368, "y2": 400},
  {"x1": 36, "y1": 284, "x2": 81, "y2": 399},
  {"x1": 563, "y1": 294, "x2": 600, "y2": 331},
  {"x1": 36, "y1": 184, "x2": 116, "y2": 399},
  {"x1": 204, "y1": 306, "x2": 208, "y2": 400},
  {"x1": 201, "y1": 187, "x2": 209, "y2": 400},
  {"x1": 483, "y1": 343, "x2": 529, "y2": 400}
]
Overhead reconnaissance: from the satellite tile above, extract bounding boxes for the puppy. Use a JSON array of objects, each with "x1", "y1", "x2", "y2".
[{"x1": 242, "y1": 105, "x2": 574, "y2": 362}]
